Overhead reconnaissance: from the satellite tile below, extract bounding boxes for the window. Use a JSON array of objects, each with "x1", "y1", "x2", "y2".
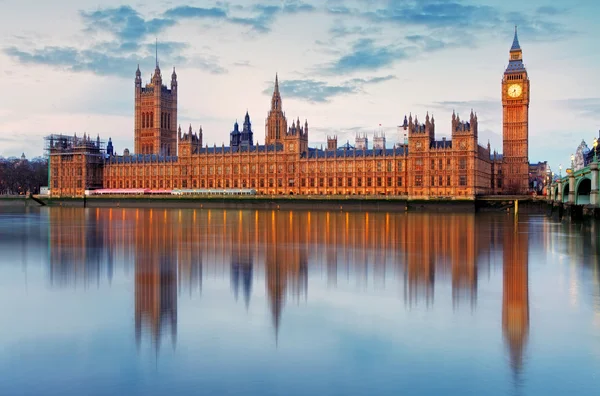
[
  {"x1": 431, "y1": 176, "x2": 434, "y2": 186},
  {"x1": 337, "y1": 178, "x2": 342, "y2": 187},
  {"x1": 319, "y1": 178, "x2": 324, "y2": 187},
  {"x1": 278, "y1": 179, "x2": 283, "y2": 187},
  {"x1": 367, "y1": 177, "x2": 372, "y2": 187},
  {"x1": 397, "y1": 161, "x2": 403, "y2": 171},
  {"x1": 269, "y1": 179, "x2": 274, "y2": 188},
  {"x1": 431, "y1": 159, "x2": 435, "y2": 170},
  {"x1": 439, "y1": 176, "x2": 442, "y2": 186},
  {"x1": 387, "y1": 162, "x2": 392, "y2": 172},
  {"x1": 459, "y1": 158, "x2": 467, "y2": 170},
  {"x1": 347, "y1": 177, "x2": 353, "y2": 187},
  {"x1": 328, "y1": 178, "x2": 333, "y2": 187},
  {"x1": 357, "y1": 178, "x2": 363, "y2": 187},
  {"x1": 415, "y1": 159, "x2": 423, "y2": 171},
  {"x1": 387, "y1": 177, "x2": 393, "y2": 187},
  {"x1": 310, "y1": 178, "x2": 315, "y2": 187},
  {"x1": 447, "y1": 159, "x2": 451, "y2": 167},
  {"x1": 397, "y1": 177, "x2": 403, "y2": 187},
  {"x1": 377, "y1": 177, "x2": 382, "y2": 187},
  {"x1": 415, "y1": 175, "x2": 423, "y2": 187},
  {"x1": 288, "y1": 178, "x2": 294, "y2": 187},
  {"x1": 439, "y1": 159, "x2": 443, "y2": 169},
  {"x1": 459, "y1": 176, "x2": 467, "y2": 186},
  {"x1": 301, "y1": 178, "x2": 306, "y2": 187}
]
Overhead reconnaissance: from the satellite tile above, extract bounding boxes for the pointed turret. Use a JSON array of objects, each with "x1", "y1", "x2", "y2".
[
  {"x1": 511, "y1": 25, "x2": 521, "y2": 51},
  {"x1": 270, "y1": 73, "x2": 282, "y2": 111}
]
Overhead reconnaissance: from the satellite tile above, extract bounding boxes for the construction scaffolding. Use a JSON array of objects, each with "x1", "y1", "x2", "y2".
[
  {"x1": 44, "y1": 133, "x2": 107, "y2": 158},
  {"x1": 44, "y1": 134, "x2": 107, "y2": 196}
]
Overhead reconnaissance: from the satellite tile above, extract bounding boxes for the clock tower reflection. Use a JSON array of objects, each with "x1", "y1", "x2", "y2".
[{"x1": 502, "y1": 217, "x2": 530, "y2": 378}]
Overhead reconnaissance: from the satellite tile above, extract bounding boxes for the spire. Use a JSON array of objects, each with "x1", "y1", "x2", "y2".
[
  {"x1": 275, "y1": 73, "x2": 279, "y2": 93},
  {"x1": 511, "y1": 25, "x2": 521, "y2": 51},
  {"x1": 155, "y1": 38, "x2": 159, "y2": 67}
]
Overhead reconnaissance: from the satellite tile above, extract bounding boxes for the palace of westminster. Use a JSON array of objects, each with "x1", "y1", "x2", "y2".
[{"x1": 47, "y1": 29, "x2": 532, "y2": 198}]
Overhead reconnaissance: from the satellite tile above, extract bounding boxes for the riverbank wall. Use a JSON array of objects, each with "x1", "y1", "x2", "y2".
[
  {"x1": 25, "y1": 195, "x2": 548, "y2": 214},
  {"x1": 548, "y1": 201, "x2": 600, "y2": 222}
]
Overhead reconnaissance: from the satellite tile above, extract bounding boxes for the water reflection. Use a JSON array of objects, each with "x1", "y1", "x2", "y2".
[
  {"x1": 503, "y1": 217, "x2": 529, "y2": 381},
  {"x1": 44, "y1": 209, "x2": 542, "y2": 375}
]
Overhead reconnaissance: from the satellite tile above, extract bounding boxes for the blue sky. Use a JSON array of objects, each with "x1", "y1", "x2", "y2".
[{"x1": 0, "y1": 0, "x2": 599, "y2": 169}]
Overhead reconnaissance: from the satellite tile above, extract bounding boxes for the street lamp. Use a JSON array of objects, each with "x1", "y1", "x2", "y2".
[
  {"x1": 594, "y1": 137, "x2": 598, "y2": 162},
  {"x1": 571, "y1": 154, "x2": 575, "y2": 170},
  {"x1": 559, "y1": 164, "x2": 562, "y2": 178}
]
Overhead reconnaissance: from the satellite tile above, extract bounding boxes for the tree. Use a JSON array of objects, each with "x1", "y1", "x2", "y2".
[{"x1": 0, "y1": 156, "x2": 48, "y2": 195}]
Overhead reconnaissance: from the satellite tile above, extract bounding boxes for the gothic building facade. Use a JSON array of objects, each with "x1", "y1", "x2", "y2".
[{"x1": 47, "y1": 30, "x2": 530, "y2": 198}]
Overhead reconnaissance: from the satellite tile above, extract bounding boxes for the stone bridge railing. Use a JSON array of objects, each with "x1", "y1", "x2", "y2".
[{"x1": 549, "y1": 160, "x2": 598, "y2": 207}]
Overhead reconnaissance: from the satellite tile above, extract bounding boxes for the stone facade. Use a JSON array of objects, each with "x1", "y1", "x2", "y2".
[
  {"x1": 501, "y1": 27, "x2": 530, "y2": 194},
  {"x1": 47, "y1": 31, "x2": 531, "y2": 199}
]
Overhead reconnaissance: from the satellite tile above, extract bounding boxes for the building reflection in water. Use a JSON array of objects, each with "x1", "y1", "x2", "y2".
[
  {"x1": 47, "y1": 208, "x2": 535, "y2": 373},
  {"x1": 134, "y1": 210, "x2": 178, "y2": 352},
  {"x1": 502, "y1": 216, "x2": 530, "y2": 381}
]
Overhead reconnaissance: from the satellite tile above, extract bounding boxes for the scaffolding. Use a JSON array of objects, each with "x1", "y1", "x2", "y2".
[
  {"x1": 44, "y1": 134, "x2": 107, "y2": 194},
  {"x1": 44, "y1": 133, "x2": 106, "y2": 157}
]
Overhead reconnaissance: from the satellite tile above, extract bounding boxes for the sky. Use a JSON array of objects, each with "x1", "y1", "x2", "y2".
[{"x1": 0, "y1": 0, "x2": 598, "y2": 170}]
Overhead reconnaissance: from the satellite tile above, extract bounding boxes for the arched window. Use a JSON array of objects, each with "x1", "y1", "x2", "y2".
[
  {"x1": 150, "y1": 112, "x2": 154, "y2": 127},
  {"x1": 142, "y1": 112, "x2": 146, "y2": 128},
  {"x1": 167, "y1": 113, "x2": 171, "y2": 130}
]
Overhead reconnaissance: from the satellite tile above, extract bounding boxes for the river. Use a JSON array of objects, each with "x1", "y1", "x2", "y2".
[{"x1": 0, "y1": 207, "x2": 598, "y2": 395}]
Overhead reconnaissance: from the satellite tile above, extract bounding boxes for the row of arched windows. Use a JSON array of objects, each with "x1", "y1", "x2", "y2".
[
  {"x1": 141, "y1": 112, "x2": 172, "y2": 129},
  {"x1": 161, "y1": 112, "x2": 171, "y2": 129},
  {"x1": 141, "y1": 112, "x2": 154, "y2": 128}
]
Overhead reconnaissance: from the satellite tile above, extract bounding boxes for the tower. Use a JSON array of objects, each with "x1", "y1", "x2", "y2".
[
  {"x1": 265, "y1": 74, "x2": 287, "y2": 146},
  {"x1": 134, "y1": 47, "x2": 178, "y2": 156},
  {"x1": 502, "y1": 26, "x2": 530, "y2": 194}
]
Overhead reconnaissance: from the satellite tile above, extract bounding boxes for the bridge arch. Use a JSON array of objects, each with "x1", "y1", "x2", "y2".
[
  {"x1": 562, "y1": 183, "x2": 570, "y2": 203},
  {"x1": 553, "y1": 185, "x2": 559, "y2": 200},
  {"x1": 576, "y1": 177, "x2": 592, "y2": 205}
]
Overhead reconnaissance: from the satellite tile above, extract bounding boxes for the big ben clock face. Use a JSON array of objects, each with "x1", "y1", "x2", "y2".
[{"x1": 507, "y1": 83, "x2": 522, "y2": 98}]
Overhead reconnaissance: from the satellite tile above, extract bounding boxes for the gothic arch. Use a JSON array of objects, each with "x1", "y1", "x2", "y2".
[{"x1": 142, "y1": 112, "x2": 146, "y2": 128}]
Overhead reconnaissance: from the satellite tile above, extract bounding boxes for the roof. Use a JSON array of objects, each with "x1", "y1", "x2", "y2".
[
  {"x1": 511, "y1": 26, "x2": 521, "y2": 51},
  {"x1": 505, "y1": 59, "x2": 526, "y2": 73},
  {"x1": 108, "y1": 154, "x2": 178, "y2": 164},
  {"x1": 304, "y1": 147, "x2": 407, "y2": 158},
  {"x1": 430, "y1": 140, "x2": 452, "y2": 149}
]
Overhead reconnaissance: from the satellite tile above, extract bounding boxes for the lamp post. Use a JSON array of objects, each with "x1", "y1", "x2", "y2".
[
  {"x1": 594, "y1": 137, "x2": 598, "y2": 162},
  {"x1": 559, "y1": 164, "x2": 562, "y2": 178},
  {"x1": 571, "y1": 154, "x2": 575, "y2": 170}
]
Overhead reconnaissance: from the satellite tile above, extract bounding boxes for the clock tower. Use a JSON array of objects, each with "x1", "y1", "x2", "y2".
[{"x1": 501, "y1": 26, "x2": 530, "y2": 194}]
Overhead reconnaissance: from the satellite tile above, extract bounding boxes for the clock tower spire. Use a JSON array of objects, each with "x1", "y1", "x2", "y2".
[{"x1": 501, "y1": 26, "x2": 530, "y2": 194}]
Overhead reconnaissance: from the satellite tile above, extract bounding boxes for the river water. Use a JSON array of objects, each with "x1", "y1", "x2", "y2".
[{"x1": 0, "y1": 207, "x2": 599, "y2": 395}]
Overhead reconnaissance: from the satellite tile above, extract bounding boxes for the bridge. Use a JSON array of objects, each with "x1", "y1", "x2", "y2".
[{"x1": 549, "y1": 152, "x2": 599, "y2": 211}]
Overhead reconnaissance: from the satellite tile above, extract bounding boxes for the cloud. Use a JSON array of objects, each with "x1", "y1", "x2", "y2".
[
  {"x1": 262, "y1": 75, "x2": 395, "y2": 102},
  {"x1": 4, "y1": 45, "x2": 177, "y2": 78},
  {"x1": 164, "y1": 1, "x2": 315, "y2": 33},
  {"x1": 536, "y1": 6, "x2": 563, "y2": 16},
  {"x1": 163, "y1": 5, "x2": 227, "y2": 19},
  {"x1": 325, "y1": 0, "x2": 574, "y2": 43},
  {"x1": 329, "y1": 22, "x2": 381, "y2": 38},
  {"x1": 554, "y1": 98, "x2": 600, "y2": 118},
  {"x1": 324, "y1": 39, "x2": 408, "y2": 74},
  {"x1": 80, "y1": 6, "x2": 175, "y2": 41},
  {"x1": 233, "y1": 60, "x2": 252, "y2": 67}
]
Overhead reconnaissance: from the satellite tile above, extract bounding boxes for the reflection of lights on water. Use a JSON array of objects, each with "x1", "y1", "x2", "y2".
[{"x1": 569, "y1": 262, "x2": 579, "y2": 308}]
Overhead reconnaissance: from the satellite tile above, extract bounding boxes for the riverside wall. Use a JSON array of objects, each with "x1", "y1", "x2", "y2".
[{"x1": 29, "y1": 195, "x2": 548, "y2": 214}]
